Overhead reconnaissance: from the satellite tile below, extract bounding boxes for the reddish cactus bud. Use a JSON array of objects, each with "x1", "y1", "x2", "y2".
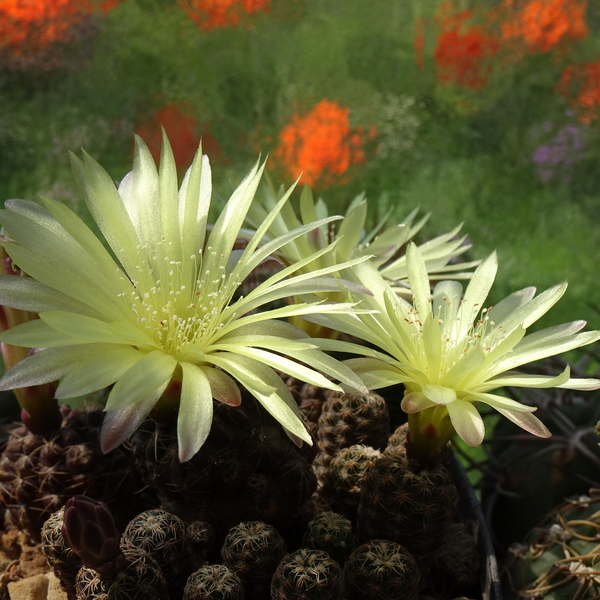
[{"x1": 61, "y1": 495, "x2": 126, "y2": 577}]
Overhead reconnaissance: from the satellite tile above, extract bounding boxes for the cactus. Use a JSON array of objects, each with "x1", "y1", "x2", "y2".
[
  {"x1": 40, "y1": 496, "x2": 169, "y2": 600},
  {"x1": 314, "y1": 392, "x2": 390, "y2": 479},
  {"x1": 126, "y1": 396, "x2": 317, "y2": 536},
  {"x1": 342, "y1": 540, "x2": 420, "y2": 600},
  {"x1": 187, "y1": 519, "x2": 219, "y2": 567},
  {"x1": 184, "y1": 565, "x2": 246, "y2": 600},
  {"x1": 319, "y1": 444, "x2": 383, "y2": 521},
  {"x1": 302, "y1": 511, "x2": 354, "y2": 566},
  {"x1": 221, "y1": 521, "x2": 287, "y2": 600},
  {"x1": 505, "y1": 491, "x2": 600, "y2": 599},
  {"x1": 76, "y1": 543, "x2": 169, "y2": 600},
  {"x1": 122, "y1": 508, "x2": 192, "y2": 598},
  {"x1": 270, "y1": 548, "x2": 343, "y2": 600},
  {"x1": 0, "y1": 405, "x2": 146, "y2": 540},
  {"x1": 384, "y1": 423, "x2": 409, "y2": 458},
  {"x1": 432, "y1": 522, "x2": 480, "y2": 597},
  {"x1": 356, "y1": 453, "x2": 458, "y2": 571},
  {"x1": 40, "y1": 507, "x2": 81, "y2": 600},
  {"x1": 296, "y1": 490, "x2": 332, "y2": 529},
  {"x1": 283, "y1": 376, "x2": 331, "y2": 430}
]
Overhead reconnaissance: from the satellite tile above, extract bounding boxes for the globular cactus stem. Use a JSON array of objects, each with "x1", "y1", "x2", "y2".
[
  {"x1": 319, "y1": 444, "x2": 383, "y2": 521},
  {"x1": 302, "y1": 511, "x2": 354, "y2": 566},
  {"x1": 122, "y1": 508, "x2": 192, "y2": 598},
  {"x1": 342, "y1": 540, "x2": 420, "y2": 600},
  {"x1": 184, "y1": 564, "x2": 246, "y2": 600},
  {"x1": 270, "y1": 548, "x2": 343, "y2": 600},
  {"x1": 221, "y1": 521, "x2": 287, "y2": 600}
]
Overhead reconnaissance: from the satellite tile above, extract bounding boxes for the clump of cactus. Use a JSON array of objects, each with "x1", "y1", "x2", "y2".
[
  {"x1": 505, "y1": 491, "x2": 600, "y2": 599},
  {"x1": 302, "y1": 511, "x2": 354, "y2": 566},
  {"x1": 270, "y1": 548, "x2": 343, "y2": 600},
  {"x1": 41, "y1": 507, "x2": 81, "y2": 600},
  {"x1": 122, "y1": 508, "x2": 192, "y2": 598},
  {"x1": 0, "y1": 405, "x2": 145, "y2": 540},
  {"x1": 76, "y1": 543, "x2": 169, "y2": 600},
  {"x1": 6, "y1": 128, "x2": 600, "y2": 600},
  {"x1": 432, "y1": 522, "x2": 480, "y2": 596},
  {"x1": 184, "y1": 565, "x2": 246, "y2": 600},
  {"x1": 127, "y1": 396, "x2": 317, "y2": 534},
  {"x1": 319, "y1": 444, "x2": 383, "y2": 521},
  {"x1": 42, "y1": 495, "x2": 169, "y2": 600},
  {"x1": 221, "y1": 521, "x2": 287, "y2": 600},
  {"x1": 342, "y1": 540, "x2": 420, "y2": 600},
  {"x1": 356, "y1": 453, "x2": 458, "y2": 572},
  {"x1": 314, "y1": 391, "x2": 390, "y2": 478}
]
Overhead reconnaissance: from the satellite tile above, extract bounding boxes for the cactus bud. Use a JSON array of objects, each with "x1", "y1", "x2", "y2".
[{"x1": 61, "y1": 495, "x2": 126, "y2": 577}]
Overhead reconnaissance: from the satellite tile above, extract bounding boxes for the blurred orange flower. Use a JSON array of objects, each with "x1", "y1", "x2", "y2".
[
  {"x1": 180, "y1": 0, "x2": 270, "y2": 31},
  {"x1": 0, "y1": 0, "x2": 117, "y2": 54},
  {"x1": 275, "y1": 100, "x2": 375, "y2": 188},
  {"x1": 558, "y1": 62, "x2": 600, "y2": 124},
  {"x1": 434, "y1": 8, "x2": 499, "y2": 90},
  {"x1": 136, "y1": 103, "x2": 222, "y2": 169},
  {"x1": 500, "y1": 0, "x2": 587, "y2": 53}
]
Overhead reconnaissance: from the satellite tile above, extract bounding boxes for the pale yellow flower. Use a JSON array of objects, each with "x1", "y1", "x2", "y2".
[
  {"x1": 244, "y1": 180, "x2": 478, "y2": 338},
  {"x1": 309, "y1": 243, "x2": 600, "y2": 449},
  {"x1": 245, "y1": 182, "x2": 478, "y2": 293},
  {"x1": 0, "y1": 135, "x2": 367, "y2": 460}
]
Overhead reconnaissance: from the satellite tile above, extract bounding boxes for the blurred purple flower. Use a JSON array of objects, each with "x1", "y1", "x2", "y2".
[{"x1": 531, "y1": 122, "x2": 587, "y2": 183}]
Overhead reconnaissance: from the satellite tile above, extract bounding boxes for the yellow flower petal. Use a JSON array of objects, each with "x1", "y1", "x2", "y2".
[{"x1": 178, "y1": 362, "x2": 213, "y2": 461}]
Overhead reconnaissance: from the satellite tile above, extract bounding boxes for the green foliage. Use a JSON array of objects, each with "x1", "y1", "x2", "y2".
[{"x1": 1, "y1": 0, "x2": 599, "y2": 329}]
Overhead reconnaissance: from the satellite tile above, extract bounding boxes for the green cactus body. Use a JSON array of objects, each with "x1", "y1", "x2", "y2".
[
  {"x1": 221, "y1": 521, "x2": 287, "y2": 600},
  {"x1": 0, "y1": 406, "x2": 145, "y2": 540},
  {"x1": 270, "y1": 548, "x2": 343, "y2": 600},
  {"x1": 122, "y1": 508, "x2": 191, "y2": 598},
  {"x1": 184, "y1": 565, "x2": 246, "y2": 600},
  {"x1": 342, "y1": 540, "x2": 420, "y2": 600},
  {"x1": 76, "y1": 543, "x2": 169, "y2": 600},
  {"x1": 302, "y1": 511, "x2": 354, "y2": 566},
  {"x1": 356, "y1": 453, "x2": 458, "y2": 570},
  {"x1": 315, "y1": 392, "x2": 390, "y2": 476},
  {"x1": 319, "y1": 444, "x2": 383, "y2": 521},
  {"x1": 506, "y1": 493, "x2": 600, "y2": 599},
  {"x1": 40, "y1": 507, "x2": 81, "y2": 600}
]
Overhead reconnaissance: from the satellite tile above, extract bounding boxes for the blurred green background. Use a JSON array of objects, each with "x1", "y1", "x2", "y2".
[{"x1": 1, "y1": 0, "x2": 600, "y2": 330}]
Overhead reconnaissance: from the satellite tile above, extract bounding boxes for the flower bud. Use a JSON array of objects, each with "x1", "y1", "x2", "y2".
[{"x1": 61, "y1": 495, "x2": 126, "y2": 577}]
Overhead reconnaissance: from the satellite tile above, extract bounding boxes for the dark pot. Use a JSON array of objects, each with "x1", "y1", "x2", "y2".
[{"x1": 449, "y1": 455, "x2": 503, "y2": 600}]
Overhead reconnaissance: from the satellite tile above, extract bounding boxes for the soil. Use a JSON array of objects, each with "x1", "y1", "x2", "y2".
[{"x1": 0, "y1": 523, "x2": 51, "y2": 600}]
